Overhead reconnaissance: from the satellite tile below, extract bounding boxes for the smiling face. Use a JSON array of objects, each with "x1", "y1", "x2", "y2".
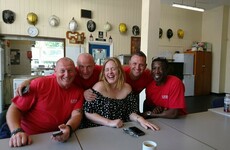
[
  {"x1": 77, "y1": 53, "x2": 95, "y2": 79},
  {"x1": 129, "y1": 54, "x2": 147, "y2": 79},
  {"x1": 151, "y1": 60, "x2": 167, "y2": 85},
  {"x1": 55, "y1": 58, "x2": 76, "y2": 89},
  {"x1": 104, "y1": 60, "x2": 119, "y2": 85},
  {"x1": 100, "y1": 57, "x2": 125, "y2": 90}
]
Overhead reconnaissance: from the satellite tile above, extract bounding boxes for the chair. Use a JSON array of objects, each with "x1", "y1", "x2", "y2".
[
  {"x1": 139, "y1": 89, "x2": 146, "y2": 113},
  {"x1": 0, "y1": 110, "x2": 7, "y2": 127},
  {"x1": 211, "y1": 97, "x2": 224, "y2": 108}
]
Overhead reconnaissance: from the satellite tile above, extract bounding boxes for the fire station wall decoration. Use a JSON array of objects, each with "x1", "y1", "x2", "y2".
[
  {"x1": 27, "y1": 26, "x2": 39, "y2": 37},
  {"x1": 49, "y1": 15, "x2": 60, "y2": 27},
  {"x1": 27, "y1": 12, "x2": 38, "y2": 25},
  {"x1": 87, "y1": 20, "x2": 96, "y2": 32},
  {"x1": 2, "y1": 10, "x2": 15, "y2": 24},
  {"x1": 66, "y1": 31, "x2": 85, "y2": 44}
]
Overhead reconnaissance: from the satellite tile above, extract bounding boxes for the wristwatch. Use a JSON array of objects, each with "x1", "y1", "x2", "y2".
[
  {"x1": 146, "y1": 111, "x2": 152, "y2": 116},
  {"x1": 11, "y1": 128, "x2": 24, "y2": 136}
]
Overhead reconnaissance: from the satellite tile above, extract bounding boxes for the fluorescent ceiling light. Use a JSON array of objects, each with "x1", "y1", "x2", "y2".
[{"x1": 172, "y1": 3, "x2": 204, "y2": 12}]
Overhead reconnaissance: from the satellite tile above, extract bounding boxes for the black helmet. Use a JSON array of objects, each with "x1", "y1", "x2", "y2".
[
  {"x1": 2, "y1": 10, "x2": 15, "y2": 24},
  {"x1": 132, "y1": 25, "x2": 140, "y2": 36},
  {"x1": 87, "y1": 20, "x2": 96, "y2": 32},
  {"x1": 159, "y1": 28, "x2": 163, "y2": 38},
  {"x1": 167, "y1": 29, "x2": 173, "y2": 39}
]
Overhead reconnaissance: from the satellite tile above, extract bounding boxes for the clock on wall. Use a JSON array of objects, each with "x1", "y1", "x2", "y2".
[{"x1": 27, "y1": 26, "x2": 39, "y2": 37}]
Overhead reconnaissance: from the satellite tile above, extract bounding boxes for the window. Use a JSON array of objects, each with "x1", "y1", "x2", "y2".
[{"x1": 31, "y1": 41, "x2": 64, "y2": 68}]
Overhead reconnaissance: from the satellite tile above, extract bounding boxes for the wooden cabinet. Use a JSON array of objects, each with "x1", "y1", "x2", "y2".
[{"x1": 185, "y1": 51, "x2": 212, "y2": 95}]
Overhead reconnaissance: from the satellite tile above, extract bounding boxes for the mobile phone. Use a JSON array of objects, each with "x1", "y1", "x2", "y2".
[
  {"x1": 22, "y1": 85, "x2": 29, "y2": 94},
  {"x1": 52, "y1": 131, "x2": 63, "y2": 137},
  {"x1": 123, "y1": 126, "x2": 145, "y2": 137}
]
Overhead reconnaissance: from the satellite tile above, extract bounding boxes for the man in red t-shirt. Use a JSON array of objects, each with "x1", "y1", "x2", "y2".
[
  {"x1": 143, "y1": 57, "x2": 187, "y2": 119},
  {"x1": 16, "y1": 52, "x2": 152, "y2": 109},
  {"x1": 6, "y1": 57, "x2": 84, "y2": 147},
  {"x1": 16, "y1": 53, "x2": 102, "y2": 96},
  {"x1": 74, "y1": 53, "x2": 102, "y2": 90},
  {"x1": 123, "y1": 51, "x2": 152, "y2": 94},
  {"x1": 84, "y1": 51, "x2": 152, "y2": 102}
]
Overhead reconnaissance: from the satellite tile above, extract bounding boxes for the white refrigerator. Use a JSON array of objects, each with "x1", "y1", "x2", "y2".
[
  {"x1": 173, "y1": 53, "x2": 194, "y2": 96},
  {"x1": 0, "y1": 47, "x2": 4, "y2": 113}
]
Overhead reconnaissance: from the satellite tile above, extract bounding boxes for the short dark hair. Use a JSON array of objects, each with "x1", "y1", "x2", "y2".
[
  {"x1": 151, "y1": 57, "x2": 168, "y2": 70},
  {"x1": 132, "y1": 51, "x2": 146, "y2": 59}
]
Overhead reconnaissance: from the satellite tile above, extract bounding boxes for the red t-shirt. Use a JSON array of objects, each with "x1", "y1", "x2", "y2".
[
  {"x1": 12, "y1": 75, "x2": 84, "y2": 135},
  {"x1": 74, "y1": 65, "x2": 102, "y2": 90},
  {"x1": 123, "y1": 66, "x2": 152, "y2": 94},
  {"x1": 146, "y1": 75, "x2": 187, "y2": 115}
]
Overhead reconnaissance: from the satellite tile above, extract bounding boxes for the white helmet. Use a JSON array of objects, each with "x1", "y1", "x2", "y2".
[{"x1": 69, "y1": 17, "x2": 78, "y2": 32}]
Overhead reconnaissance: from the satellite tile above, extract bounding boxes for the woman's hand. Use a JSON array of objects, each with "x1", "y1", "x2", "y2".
[
  {"x1": 107, "y1": 119, "x2": 124, "y2": 128},
  {"x1": 137, "y1": 117, "x2": 160, "y2": 131}
]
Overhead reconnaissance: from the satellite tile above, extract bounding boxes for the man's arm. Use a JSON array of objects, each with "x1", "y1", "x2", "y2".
[
  {"x1": 16, "y1": 76, "x2": 40, "y2": 96},
  {"x1": 6, "y1": 103, "x2": 32, "y2": 147},
  {"x1": 83, "y1": 89, "x2": 97, "y2": 101},
  {"x1": 66, "y1": 109, "x2": 83, "y2": 131},
  {"x1": 144, "y1": 107, "x2": 179, "y2": 119},
  {"x1": 52, "y1": 109, "x2": 83, "y2": 142}
]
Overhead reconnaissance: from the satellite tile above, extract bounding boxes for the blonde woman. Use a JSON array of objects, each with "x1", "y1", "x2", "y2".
[{"x1": 83, "y1": 57, "x2": 159, "y2": 131}]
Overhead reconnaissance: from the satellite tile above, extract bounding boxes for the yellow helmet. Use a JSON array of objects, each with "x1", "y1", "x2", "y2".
[
  {"x1": 177, "y1": 29, "x2": 184, "y2": 39},
  {"x1": 119, "y1": 23, "x2": 127, "y2": 33},
  {"x1": 27, "y1": 12, "x2": 38, "y2": 25}
]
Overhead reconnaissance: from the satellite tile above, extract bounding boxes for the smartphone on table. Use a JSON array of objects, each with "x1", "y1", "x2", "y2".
[{"x1": 123, "y1": 126, "x2": 145, "y2": 137}]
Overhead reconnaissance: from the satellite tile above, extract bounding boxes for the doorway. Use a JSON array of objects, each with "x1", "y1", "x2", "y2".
[
  {"x1": 88, "y1": 41, "x2": 113, "y2": 65},
  {"x1": 0, "y1": 34, "x2": 65, "y2": 108}
]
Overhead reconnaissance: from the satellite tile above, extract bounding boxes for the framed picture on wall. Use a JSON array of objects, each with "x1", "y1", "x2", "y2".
[
  {"x1": 10, "y1": 49, "x2": 20, "y2": 65},
  {"x1": 89, "y1": 43, "x2": 110, "y2": 65},
  {"x1": 130, "y1": 36, "x2": 141, "y2": 54},
  {"x1": 98, "y1": 31, "x2": 104, "y2": 38}
]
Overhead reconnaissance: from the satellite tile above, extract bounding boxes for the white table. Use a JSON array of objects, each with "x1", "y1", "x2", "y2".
[
  {"x1": 0, "y1": 131, "x2": 82, "y2": 150},
  {"x1": 208, "y1": 107, "x2": 230, "y2": 117},
  {"x1": 157, "y1": 111, "x2": 230, "y2": 150},
  {"x1": 76, "y1": 121, "x2": 214, "y2": 150}
]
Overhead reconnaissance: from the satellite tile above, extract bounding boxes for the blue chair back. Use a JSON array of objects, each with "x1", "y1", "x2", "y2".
[{"x1": 211, "y1": 97, "x2": 224, "y2": 108}]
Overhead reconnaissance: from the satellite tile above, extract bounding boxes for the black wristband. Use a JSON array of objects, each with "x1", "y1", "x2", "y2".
[
  {"x1": 11, "y1": 128, "x2": 24, "y2": 136},
  {"x1": 66, "y1": 125, "x2": 73, "y2": 138}
]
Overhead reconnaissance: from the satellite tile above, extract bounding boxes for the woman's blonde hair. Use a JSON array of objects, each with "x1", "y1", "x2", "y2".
[{"x1": 99, "y1": 57, "x2": 125, "y2": 91}]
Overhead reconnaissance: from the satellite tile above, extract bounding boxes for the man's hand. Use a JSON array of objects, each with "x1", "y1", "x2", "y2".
[
  {"x1": 16, "y1": 80, "x2": 30, "y2": 96},
  {"x1": 51, "y1": 124, "x2": 72, "y2": 142},
  {"x1": 152, "y1": 106, "x2": 164, "y2": 114},
  {"x1": 9, "y1": 132, "x2": 32, "y2": 147},
  {"x1": 84, "y1": 89, "x2": 97, "y2": 101}
]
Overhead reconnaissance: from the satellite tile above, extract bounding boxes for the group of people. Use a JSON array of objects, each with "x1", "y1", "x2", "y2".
[{"x1": 0, "y1": 51, "x2": 186, "y2": 147}]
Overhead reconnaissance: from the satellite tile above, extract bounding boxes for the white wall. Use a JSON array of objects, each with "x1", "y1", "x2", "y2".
[
  {"x1": 1, "y1": 0, "x2": 229, "y2": 94},
  {"x1": 225, "y1": 8, "x2": 230, "y2": 93},
  {"x1": 0, "y1": 0, "x2": 142, "y2": 57},
  {"x1": 159, "y1": 4, "x2": 202, "y2": 55},
  {"x1": 202, "y1": 6, "x2": 230, "y2": 93}
]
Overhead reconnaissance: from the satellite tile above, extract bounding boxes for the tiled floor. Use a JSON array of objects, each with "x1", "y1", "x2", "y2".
[{"x1": 185, "y1": 93, "x2": 225, "y2": 114}]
